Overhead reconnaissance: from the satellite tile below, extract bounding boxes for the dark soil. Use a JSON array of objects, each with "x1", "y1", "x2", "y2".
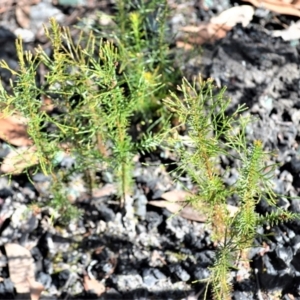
[{"x1": 0, "y1": 0, "x2": 300, "y2": 299}]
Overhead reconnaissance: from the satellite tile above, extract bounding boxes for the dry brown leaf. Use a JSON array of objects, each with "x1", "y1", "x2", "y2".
[
  {"x1": 210, "y1": 5, "x2": 254, "y2": 28},
  {"x1": 180, "y1": 22, "x2": 229, "y2": 45},
  {"x1": 15, "y1": 0, "x2": 41, "y2": 28},
  {"x1": 179, "y1": 205, "x2": 207, "y2": 222},
  {"x1": 28, "y1": 277, "x2": 44, "y2": 300},
  {"x1": 292, "y1": 0, "x2": 300, "y2": 9},
  {"x1": 5, "y1": 243, "x2": 44, "y2": 299},
  {"x1": 15, "y1": 5, "x2": 31, "y2": 29},
  {"x1": 176, "y1": 41, "x2": 194, "y2": 50},
  {"x1": 5, "y1": 243, "x2": 35, "y2": 294},
  {"x1": 161, "y1": 190, "x2": 192, "y2": 202},
  {"x1": 150, "y1": 250, "x2": 167, "y2": 265},
  {"x1": 0, "y1": 113, "x2": 32, "y2": 147},
  {"x1": 180, "y1": 25, "x2": 206, "y2": 33},
  {"x1": 40, "y1": 95, "x2": 54, "y2": 112},
  {"x1": 83, "y1": 273, "x2": 105, "y2": 296},
  {"x1": 259, "y1": 242, "x2": 271, "y2": 256},
  {"x1": 1, "y1": 146, "x2": 38, "y2": 174},
  {"x1": 92, "y1": 184, "x2": 117, "y2": 198},
  {"x1": 179, "y1": 5, "x2": 254, "y2": 46},
  {"x1": 283, "y1": 0, "x2": 300, "y2": 7},
  {"x1": 0, "y1": 0, "x2": 14, "y2": 14},
  {"x1": 148, "y1": 200, "x2": 207, "y2": 222},
  {"x1": 243, "y1": 0, "x2": 300, "y2": 17},
  {"x1": 148, "y1": 200, "x2": 182, "y2": 210}
]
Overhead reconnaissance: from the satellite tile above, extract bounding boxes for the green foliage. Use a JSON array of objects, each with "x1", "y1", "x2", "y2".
[
  {"x1": 0, "y1": 17, "x2": 166, "y2": 219},
  {"x1": 78, "y1": 0, "x2": 180, "y2": 124},
  {"x1": 164, "y1": 77, "x2": 298, "y2": 299}
]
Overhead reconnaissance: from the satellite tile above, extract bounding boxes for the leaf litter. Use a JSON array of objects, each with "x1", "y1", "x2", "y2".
[{"x1": 5, "y1": 243, "x2": 44, "y2": 299}]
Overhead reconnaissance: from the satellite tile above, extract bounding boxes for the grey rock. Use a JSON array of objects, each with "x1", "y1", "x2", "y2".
[
  {"x1": 142, "y1": 268, "x2": 167, "y2": 287},
  {"x1": 53, "y1": 269, "x2": 70, "y2": 289},
  {"x1": 291, "y1": 236, "x2": 300, "y2": 255},
  {"x1": 193, "y1": 266, "x2": 210, "y2": 281},
  {"x1": 32, "y1": 173, "x2": 51, "y2": 182},
  {"x1": 134, "y1": 194, "x2": 148, "y2": 219},
  {"x1": 37, "y1": 271, "x2": 52, "y2": 290},
  {"x1": 3, "y1": 279, "x2": 14, "y2": 294},
  {"x1": 290, "y1": 199, "x2": 300, "y2": 213},
  {"x1": 145, "y1": 211, "x2": 163, "y2": 231},
  {"x1": 103, "y1": 288, "x2": 122, "y2": 299},
  {"x1": 0, "y1": 187, "x2": 12, "y2": 199},
  {"x1": 152, "y1": 268, "x2": 167, "y2": 280},
  {"x1": 0, "y1": 145, "x2": 10, "y2": 158},
  {"x1": 290, "y1": 157, "x2": 300, "y2": 174},
  {"x1": 116, "y1": 274, "x2": 144, "y2": 292},
  {"x1": 60, "y1": 156, "x2": 76, "y2": 169},
  {"x1": 275, "y1": 246, "x2": 293, "y2": 267},
  {"x1": 30, "y1": 2, "x2": 65, "y2": 32},
  {"x1": 102, "y1": 171, "x2": 114, "y2": 183},
  {"x1": 233, "y1": 291, "x2": 254, "y2": 300},
  {"x1": 96, "y1": 204, "x2": 115, "y2": 222},
  {"x1": 194, "y1": 251, "x2": 216, "y2": 268},
  {"x1": 142, "y1": 269, "x2": 157, "y2": 287},
  {"x1": 169, "y1": 264, "x2": 190, "y2": 282}
]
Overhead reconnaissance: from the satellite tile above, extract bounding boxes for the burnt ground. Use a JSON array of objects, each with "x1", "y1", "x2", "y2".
[{"x1": 0, "y1": 0, "x2": 299, "y2": 299}]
